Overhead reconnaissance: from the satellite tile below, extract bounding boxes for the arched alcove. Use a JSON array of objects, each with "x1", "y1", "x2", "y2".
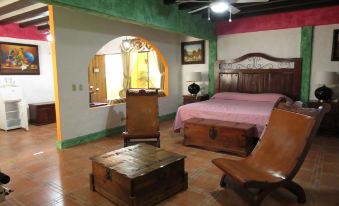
[{"x1": 87, "y1": 36, "x2": 168, "y2": 107}]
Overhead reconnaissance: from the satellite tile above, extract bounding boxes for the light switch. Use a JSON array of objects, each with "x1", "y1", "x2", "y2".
[
  {"x1": 94, "y1": 67, "x2": 100, "y2": 73},
  {"x1": 72, "y1": 84, "x2": 76, "y2": 91},
  {"x1": 79, "y1": 84, "x2": 83, "y2": 91}
]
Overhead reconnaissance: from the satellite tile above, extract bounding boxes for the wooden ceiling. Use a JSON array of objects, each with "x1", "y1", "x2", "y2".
[
  {"x1": 164, "y1": 0, "x2": 339, "y2": 21},
  {"x1": 0, "y1": 0, "x2": 49, "y2": 30},
  {"x1": 1, "y1": 0, "x2": 337, "y2": 30}
]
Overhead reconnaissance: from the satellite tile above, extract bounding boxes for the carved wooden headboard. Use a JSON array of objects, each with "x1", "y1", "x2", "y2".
[{"x1": 214, "y1": 53, "x2": 302, "y2": 100}]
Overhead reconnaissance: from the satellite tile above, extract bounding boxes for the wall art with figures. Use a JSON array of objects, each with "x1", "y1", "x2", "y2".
[{"x1": 0, "y1": 42, "x2": 40, "y2": 75}]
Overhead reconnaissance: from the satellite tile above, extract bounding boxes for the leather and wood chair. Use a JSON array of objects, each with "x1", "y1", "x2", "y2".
[
  {"x1": 122, "y1": 89, "x2": 160, "y2": 147},
  {"x1": 212, "y1": 104, "x2": 330, "y2": 206}
]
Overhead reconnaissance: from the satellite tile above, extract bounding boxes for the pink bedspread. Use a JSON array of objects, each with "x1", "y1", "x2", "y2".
[{"x1": 173, "y1": 99, "x2": 277, "y2": 137}]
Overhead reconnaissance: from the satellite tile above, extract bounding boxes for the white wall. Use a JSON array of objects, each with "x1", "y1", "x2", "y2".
[
  {"x1": 96, "y1": 36, "x2": 126, "y2": 55},
  {"x1": 0, "y1": 37, "x2": 54, "y2": 103},
  {"x1": 310, "y1": 24, "x2": 339, "y2": 100},
  {"x1": 53, "y1": 6, "x2": 183, "y2": 140},
  {"x1": 181, "y1": 37, "x2": 209, "y2": 96},
  {"x1": 217, "y1": 28, "x2": 301, "y2": 59}
]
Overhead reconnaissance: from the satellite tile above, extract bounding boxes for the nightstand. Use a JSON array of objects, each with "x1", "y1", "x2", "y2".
[
  {"x1": 308, "y1": 101, "x2": 339, "y2": 136},
  {"x1": 183, "y1": 94, "x2": 209, "y2": 105}
]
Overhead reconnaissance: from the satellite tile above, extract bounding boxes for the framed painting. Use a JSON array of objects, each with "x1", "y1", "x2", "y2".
[
  {"x1": 331, "y1": 29, "x2": 339, "y2": 61},
  {"x1": 181, "y1": 40, "x2": 205, "y2": 64},
  {"x1": 0, "y1": 42, "x2": 40, "y2": 75}
]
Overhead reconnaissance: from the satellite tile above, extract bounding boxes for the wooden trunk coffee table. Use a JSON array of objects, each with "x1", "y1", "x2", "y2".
[{"x1": 90, "y1": 144, "x2": 188, "y2": 206}]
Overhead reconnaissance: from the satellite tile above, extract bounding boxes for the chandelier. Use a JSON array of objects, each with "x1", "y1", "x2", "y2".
[{"x1": 120, "y1": 37, "x2": 152, "y2": 52}]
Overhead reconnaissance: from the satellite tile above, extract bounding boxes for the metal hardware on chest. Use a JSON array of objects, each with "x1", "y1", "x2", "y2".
[
  {"x1": 106, "y1": 168, "x2": 112, "y2": 181},
  {"x1": 209, "y1": 127, "x2": 217, "y2": 140}
]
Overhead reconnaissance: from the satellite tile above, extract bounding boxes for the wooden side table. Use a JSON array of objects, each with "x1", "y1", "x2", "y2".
[
  {"x1": 183, "y1": 94, "x2": 209, "y2": 105},
  {"x1": 308, "y1": 101, "x2": 339, "y2": 136},
  {"x1": 29, "y1": 102, "x2": 56, "y2": 125}
]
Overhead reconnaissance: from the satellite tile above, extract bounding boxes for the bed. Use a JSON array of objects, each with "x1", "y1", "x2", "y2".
[{"x1": 174, "y1": 53, "x2": 302, "y2": 137}]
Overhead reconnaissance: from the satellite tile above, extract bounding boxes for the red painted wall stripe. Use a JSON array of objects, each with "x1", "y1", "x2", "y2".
[
  {"x1": 216, "y1": 5, "x2": 339, "y2": 35},
  {"x1": 0, "y1": 23, "x2": 47, "y2": 41}
]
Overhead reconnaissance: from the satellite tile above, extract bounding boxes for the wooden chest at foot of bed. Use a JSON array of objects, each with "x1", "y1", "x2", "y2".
[
  {"x1": 184, "y1": 118, "x2": 256, "y2": 156},
  {"x1": 90, "y1": 144, "x2": 188, "y2": 206}
]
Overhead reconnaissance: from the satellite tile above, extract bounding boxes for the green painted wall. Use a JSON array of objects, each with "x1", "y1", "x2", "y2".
[
  {"x1": 300, "y1": 26, "x2": 314, "y2": 104},
  {"x1": 39, "y1": 0, "x2": 215, "y2": 40},
  {"x1": 208, "y1": 39, "x2": 217, "y2": 96}
]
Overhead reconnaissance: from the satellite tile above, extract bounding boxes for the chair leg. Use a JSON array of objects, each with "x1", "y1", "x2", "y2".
[
  {"x1": 220, "y1": 175, "x2": 227, "y2": 187},
  {"x1": 283, "y1": 181, "x2": 306, "y2": 203},
  {"x1": 157, "y1": 138, "x2": 160, "y2": 148},
  {"x1": 223, "y1": 178, "x2": 265, "y2": 206},
  {"x1": 124, "y1": 138, "x2": 128, "y2": 147},
  {"x1": 253, "y1": 188, "x2": 272, "y2": 206}
]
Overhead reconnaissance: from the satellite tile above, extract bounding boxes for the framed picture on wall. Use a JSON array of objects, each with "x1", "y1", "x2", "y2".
[
  {"x1": 331, "y1": 29, "x2": 339, "y2": 61},
  {"x1": 181, "y1": 40, "x2": 205, "y2": 64},
  {"x1": 0, "y1": 42, "x2": 40, "y2": 75}
]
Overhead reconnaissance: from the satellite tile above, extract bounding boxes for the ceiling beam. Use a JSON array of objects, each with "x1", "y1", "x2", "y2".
[
  {"x1": 37, "y1": 24, "x2": 49, "y2": 30},
  {"x1": 234, "y1": 0, "x2": 339, "y2": 18},
  {"x1": 178, "y1": 2, "x2": 209, "y2": 10},
  {"x1": 0, "y1": 6, "x2": 48, "y2": 25},
  {"x1": 234, "y1": 0, "x2": 290, "y2": 9},
  {"x1": 165, "y1": 0, "x2": 339, "y2": 21},
  {"x1": 164, "y1": 0, "x2": 176, "y2": 4},
  {"x1": 19, "y1": 16, "x2": 49, "y2": 27},
  {"x1": 235, "y1": 0, "x2": 335, "y2": 10},
  {"x1": 0, "y1": 0, "x2": 38, "y2": 16}
]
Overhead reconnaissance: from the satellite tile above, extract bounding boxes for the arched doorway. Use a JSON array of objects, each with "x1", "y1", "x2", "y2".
[{"x1": 87, "y1": 36, "x2": 168, "y2": 107}]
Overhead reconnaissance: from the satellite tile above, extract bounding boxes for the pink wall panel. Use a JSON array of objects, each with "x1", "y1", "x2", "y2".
[
  {"x1": 0, "y1": 23, "x2": 47, "y2": 41},
  {"x1": 216, "y1": 6, "x2": 339, "y2": 35}
]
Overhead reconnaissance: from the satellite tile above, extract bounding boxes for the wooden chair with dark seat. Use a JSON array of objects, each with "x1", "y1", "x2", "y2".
[
  {"x1": 212, "y1": 104, "x2": 330, "y2": 206},
  {"x1": 122, "y1": 89, "x2": 160, "y2": 147}
]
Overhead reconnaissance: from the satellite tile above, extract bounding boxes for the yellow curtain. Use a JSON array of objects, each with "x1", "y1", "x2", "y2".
[{"x1": 119, "y1": 49, "x2": 138, "y2": 98}]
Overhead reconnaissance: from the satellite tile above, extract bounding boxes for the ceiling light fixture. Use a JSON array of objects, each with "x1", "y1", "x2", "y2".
[
  {"x1": 121, "y1": 36, "x2": 133, "y2": 52},
  {"x1": 120, "y1": 37, "x2": 152, "y2": 53},
  {"x1": 46, "y1": 34, "x2": 53, "y2": 42},
  {"x1": 210, "y1": 1, "x2": 229, "y2": 13}
]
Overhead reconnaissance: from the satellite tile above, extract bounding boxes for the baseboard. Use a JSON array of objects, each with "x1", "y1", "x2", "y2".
[
  {"x1": 56, "y1": 112, "x2": 176, "y2": 149},
  {"x1": 56, "y1": 126, "x2": 125, "y2": 149},
  {"x1": 159, "y1": 112, "x2": 176, "y2": 122}
]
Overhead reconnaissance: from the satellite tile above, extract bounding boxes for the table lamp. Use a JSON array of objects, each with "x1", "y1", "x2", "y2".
[
  {"x1": 186, "y1": 72, "x2": 202, "y2": 96},
  {"x1": 314, "y1": 71, "x2": 336, "y2": 102}
]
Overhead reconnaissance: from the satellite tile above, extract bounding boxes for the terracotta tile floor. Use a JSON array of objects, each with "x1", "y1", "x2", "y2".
[{"x1": 0, "y1": 121, "x2": 339, "y2": 206}]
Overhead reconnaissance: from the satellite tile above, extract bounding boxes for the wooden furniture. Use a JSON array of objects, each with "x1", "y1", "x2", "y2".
[
  {"x1": 212, "y1": 104, "x2": 330, "y2": 206},
  {"x1": 183, "y1": 94, "x2": 209, "y2": 105},
  {"x1": 90, "y1": 143, "x2": 188, "y2": 206},
  {"x1": 308, "y1": 101, "x2": 339, "y2": 135},
  {"x1": 214, "y1": 53, "x2": 302, "y2": 100},
  {"x1": 122, "y1": 89, "x2": 160, "y2": 147},
  {"x1": 89, "y1": 102, "x2": 108, "y2": 108},
  {"x1": 184, "y1": 118, "x2": 256, "y2": 156},
  {"x1": 88, "y1": 55, "x2": 107, "y2": 104},
  {"x1": 29, "y1": 102, "x2": 56, "y2": 125}
]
